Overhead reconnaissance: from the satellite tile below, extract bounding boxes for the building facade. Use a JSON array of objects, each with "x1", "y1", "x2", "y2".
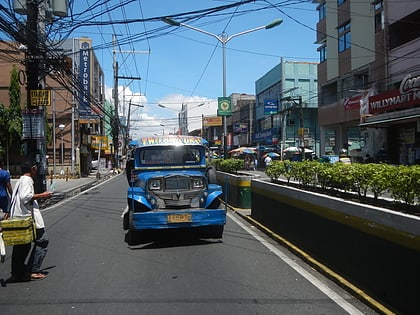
[
  {"x1": 315, "y1": 0, "x2": 420, "y2": 164},
  {"x1": 254, "y1": 59, "x2": 319, "y2": 156},
  {"x1": 0, "y1": 38, "x2": 109, "y2": 176}
]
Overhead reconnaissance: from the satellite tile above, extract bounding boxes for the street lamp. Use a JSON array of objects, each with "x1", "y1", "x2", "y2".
[
  {"x1": 162, "y1": 17, "x2": 282, "y2": 157},
  {"x1": 58, "y1": 124, "x2": 65, "y2": 175},
  {"x1": 158, "y1": 102, "x2": 205, "y2": 135},
  {"x1": 160, "y1": 123, "x2": 165, "y2": 135}
]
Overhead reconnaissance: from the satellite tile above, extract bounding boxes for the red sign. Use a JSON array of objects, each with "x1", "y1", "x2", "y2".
[
  {"x1": 369, "y1": 74, "x2": 420, "y2": 114},
  {"x1": 343, "y1": 94, "x2": 362, "y2": 111}
]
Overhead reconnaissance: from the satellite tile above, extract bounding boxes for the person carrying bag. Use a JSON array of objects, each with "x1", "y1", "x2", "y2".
[{"x1": 2, "y1": 162, "x2": 52, "y2": 283}]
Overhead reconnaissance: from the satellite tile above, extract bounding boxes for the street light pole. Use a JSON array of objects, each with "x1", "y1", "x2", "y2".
[
  {"x1": 158, "y1": 102, "x2": 204, "y2": 135},
  {"x1": 59, "y1": 124, "x2": 65, "y2": 175},
  {"x1": 162, "y1": 17, "x2": 282, "y2": 157}
]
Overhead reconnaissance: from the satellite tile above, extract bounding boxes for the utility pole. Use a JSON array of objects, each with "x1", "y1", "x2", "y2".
[
  {"x1": 112, "y1": 34, "x2": 147, "y2": 168},
  {"x1": 15, "y1": 0, "x2": 69, "y2": 193},
  {"x1": 25, "y1": 0, "x2": 46, "y2": 193}
]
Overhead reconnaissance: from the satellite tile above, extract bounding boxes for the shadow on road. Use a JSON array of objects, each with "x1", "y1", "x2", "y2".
[{"x1": 125, "y1": 228, "x2": 223, "y2": 250}]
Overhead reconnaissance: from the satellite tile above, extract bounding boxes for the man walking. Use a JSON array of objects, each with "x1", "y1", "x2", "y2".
[{"x1": 6, "y1": 161, "x2": 52, "y2": 282}]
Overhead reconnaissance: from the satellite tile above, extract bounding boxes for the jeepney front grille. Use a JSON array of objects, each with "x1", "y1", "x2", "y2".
[
  {"x1": 165, "y1": 176, "x2": 190, "y2": 190},
  {"x1": 150, "y1": 175, "x2": 205, "y2": 209}
]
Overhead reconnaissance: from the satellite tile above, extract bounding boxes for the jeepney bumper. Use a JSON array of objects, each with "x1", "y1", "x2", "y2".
[{"x1": 131, "y1": 209, "x2": 226, "y2": 230}]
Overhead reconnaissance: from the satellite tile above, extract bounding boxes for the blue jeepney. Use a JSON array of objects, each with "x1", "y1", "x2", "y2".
[{"x1": 123, "y1": 135, "x2": 225, "y2": 244}]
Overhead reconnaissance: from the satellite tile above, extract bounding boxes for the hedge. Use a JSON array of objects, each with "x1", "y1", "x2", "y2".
[{"x1": 266, "y1": 160, "x2": 420, "y2": 210}]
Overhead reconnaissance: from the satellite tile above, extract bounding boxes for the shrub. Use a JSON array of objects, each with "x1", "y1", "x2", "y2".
[
  {"x1": 214, "y1": 158, "x2": 243, "y2": 174},
  {"x1": 265, "y1": 161, "x2": 420, "y2": 209}
]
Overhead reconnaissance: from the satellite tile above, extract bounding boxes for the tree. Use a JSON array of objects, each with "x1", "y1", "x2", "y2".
[{"x1": 1, "y1": 66, "x2": 23, "y2": 167}]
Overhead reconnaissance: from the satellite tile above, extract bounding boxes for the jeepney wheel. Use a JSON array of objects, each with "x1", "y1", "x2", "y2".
[
  {"x1": 123, "y1": 211, "x2": 129, "y2": 230},
  {"x1": 208, "y1": 197, "x2": 221, "y2": 209},
  {"x1": 211, "y1": 225, "x2": 224, "y2": 238},
  {"x1": 206, "y1": 166, "x2": 217, "y2": 184},
  {"x1": 127, "y1": 228, "x2": 138, "y2": 246}
]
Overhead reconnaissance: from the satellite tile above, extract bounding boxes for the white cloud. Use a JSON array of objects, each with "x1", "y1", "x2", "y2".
[{"x1": 105, "y1": 87, "x2": 218, "y2": 138}]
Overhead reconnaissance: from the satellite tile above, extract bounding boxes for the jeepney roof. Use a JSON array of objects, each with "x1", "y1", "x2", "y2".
[{"x1": 135, "y1": 135, "x2": 207, "y2": 147}]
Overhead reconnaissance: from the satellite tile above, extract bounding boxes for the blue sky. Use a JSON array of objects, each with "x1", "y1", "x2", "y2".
[{"x1": 9, "y1": 0, "x2": 320, "y2": 137}]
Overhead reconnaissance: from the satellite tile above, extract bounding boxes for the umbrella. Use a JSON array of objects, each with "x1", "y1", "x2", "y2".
[
  {"x1": 263, "y1": 152, "x2": 280, "y2": 158},
  {"x1": 283, "y1": 147, "x2": 313, "y2": 154},
  {"x1": 283, "y1": 146, "x2": 300, "y2": 153},
  {"x1": 228, "y1": 147, "x2": 256, "y2": 154}
]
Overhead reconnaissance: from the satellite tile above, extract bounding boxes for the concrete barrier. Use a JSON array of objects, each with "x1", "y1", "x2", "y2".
[
  {"x1": 216, "y1": 171, "x2": 253, "y2": 209},
  {"x1": 251, "y1": 178, "x2": 420, "y2": 314}
]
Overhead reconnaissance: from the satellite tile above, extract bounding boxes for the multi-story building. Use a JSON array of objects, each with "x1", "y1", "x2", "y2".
[
  {"x1": 227, "y1": 93, "x2": 256, "y2": 147},
  {"x1": 0, "y1": 38, "x2": 108, "y2": 176},
  {"x1": 315, "y1": 0, "x2": 420, "y2": 164},
  {"x1": 254, "y1": 59, "x2": 319, "y2": 156}
]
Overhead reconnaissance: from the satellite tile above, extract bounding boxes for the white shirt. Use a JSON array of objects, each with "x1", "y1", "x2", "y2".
[{"x1": 11, "y1": 175, "x2": 45, "y2": 229}]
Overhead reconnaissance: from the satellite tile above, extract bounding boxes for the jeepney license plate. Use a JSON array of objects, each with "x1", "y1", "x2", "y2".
[{"x1": 167, "y1": 213, "x2": 192, "y2": 223}]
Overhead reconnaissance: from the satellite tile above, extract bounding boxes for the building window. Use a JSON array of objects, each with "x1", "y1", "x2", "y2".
[
  {"x1": 320, "y1": 46, "x2": 327, "y2": 62},
  {"x1": 374, "y1": 1, "x2": 384, "y2": 32},
  {"x1": 318, "y1": 3, "x2": 326, "y2": 21},
  {"x1": 338, "y1": 22, "x2": 351, "y2": 52},
  {"x1": 337, "y1": 0, "x2": 346, "y2": 6}
]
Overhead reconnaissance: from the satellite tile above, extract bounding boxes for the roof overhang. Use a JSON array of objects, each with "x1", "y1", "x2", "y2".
[{"x1": 358, "y1": 114, "x2": 420, "y2": 127}]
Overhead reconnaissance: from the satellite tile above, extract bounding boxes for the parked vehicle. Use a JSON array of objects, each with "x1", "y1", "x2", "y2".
[{"x1": 123, "y1": 135, "x2": 226, "y2": 244}]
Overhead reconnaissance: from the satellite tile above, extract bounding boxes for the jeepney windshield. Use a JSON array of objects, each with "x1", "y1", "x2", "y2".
[{"x1": 137, "y1": 146, "x2": 202, "y2": 166}]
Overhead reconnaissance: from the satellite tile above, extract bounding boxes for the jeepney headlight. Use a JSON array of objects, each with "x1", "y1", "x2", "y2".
[
  {"x1": 192, "y1": 177, "x2": 204, "y2": 189},
  {"x1": 148, "y1": 179, "x2": 162, "y2": 190}
]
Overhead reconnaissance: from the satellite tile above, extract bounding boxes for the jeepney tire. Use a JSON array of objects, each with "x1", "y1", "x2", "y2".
[
  {"x1": 127, "y1": 228, "x2": 140, "y2": 246},
  {"x1": 123, "y1": 212, "x2": 129, "y2": 230},
  {"x1": 206, "y1": 166, "x2": 217, "y2": 184},
  {"x1": 211, "y1": 225, "x2": 224, "y2": 238},
  {"x1": 208, "y1": 197, "x2": 221, "y2": 209}
]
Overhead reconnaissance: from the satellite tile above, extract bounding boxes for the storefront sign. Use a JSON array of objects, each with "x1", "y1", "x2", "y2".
[
  {"x1": 202, "y1": 116, "x2": 222, "y2": 127},
  {"x1": 369, "y1": 74, "x2": 420, "y2": 114},
  {"x1": 233, "y1": 123, "x2": 248, "y2": 133},
  {"x1": 79, "y1": 40, "x2": 91, "y2": 117},
  {"x1": 217, "y1": 97, "x2": 232, "y2": 116},
  {"x1": 343, "y1": 94, "x2": 362, "y2": 111},
  {"x1": 264, "y1": 99, "x2": 278, "y2": 115},
  {"x1": 30, "y1": 89, "x2": 51, "y2": 106}
]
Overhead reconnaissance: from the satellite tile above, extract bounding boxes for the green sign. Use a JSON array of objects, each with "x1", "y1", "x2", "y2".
[{"x1": 217, "y1": 97, "x2": 232, "y2": 116}]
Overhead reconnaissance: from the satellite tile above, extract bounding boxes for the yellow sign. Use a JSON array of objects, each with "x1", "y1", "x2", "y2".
[
  {"x1": 203, "y1": 116, "x2": 222, "y2": 127},
  {"x1": 30, "y1": 90, "x2": 51, "y2": 106},
  {"x1": 91, "y1": 136, "x2": 109, "y2": 150}
]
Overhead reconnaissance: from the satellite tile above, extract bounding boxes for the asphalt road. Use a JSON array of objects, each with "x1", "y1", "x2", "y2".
[{"x1": 0, "y1": 175, "x2": 377, "y2": 314}]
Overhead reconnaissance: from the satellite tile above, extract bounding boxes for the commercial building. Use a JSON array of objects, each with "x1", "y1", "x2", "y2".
[
  {"x1": 254, "y1": 59, "x2": 319, "y2": 156},
  {"x1": 315, "y1": 0, "x2": 420, "y2": 164},
  {"x1": 0, "y1": 38, "x2": 111, "y2": 176}
]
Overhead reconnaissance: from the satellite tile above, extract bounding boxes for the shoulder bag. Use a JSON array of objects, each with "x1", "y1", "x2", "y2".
[{"x1": 0, "y1": 183, "x2": 36, "y2": 246}]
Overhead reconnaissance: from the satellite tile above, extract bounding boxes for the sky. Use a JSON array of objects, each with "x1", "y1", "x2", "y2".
[{"x1": 7, "y1": 0, "x2": 320, "y2": 137}]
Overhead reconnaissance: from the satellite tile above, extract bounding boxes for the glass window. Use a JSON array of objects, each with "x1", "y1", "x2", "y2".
[
  {"x1": 320, "y1": 46, "x2": 327, "y2": 62},
  {"x1": 374, "y1": 1, "x2": 384, "y2": 32},
  {"x1": 338, "y1": 23, "x2": 351, "y2": 52},
  {"x1": 337, "y1": 0, "x2": 346, "y2": 6},
  {"x1": 318, "y1": 3, "x2": 326, "y2": 21}
]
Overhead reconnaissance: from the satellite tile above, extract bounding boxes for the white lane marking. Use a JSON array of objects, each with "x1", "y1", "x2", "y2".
[{"x1": 227, "y1": 212, "x2": 364, "y2": 315}]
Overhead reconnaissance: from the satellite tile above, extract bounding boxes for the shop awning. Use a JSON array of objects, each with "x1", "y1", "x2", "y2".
[{"x1": 358, "y1": 114, "x2": 420, "y2": 127}]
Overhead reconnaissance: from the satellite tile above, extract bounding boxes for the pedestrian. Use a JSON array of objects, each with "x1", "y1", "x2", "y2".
[
  {"x1": 0, "y1": 159, "x2": 13, "y2": 220},
  {"x1": 264, "y1": 155, "x2": 272, "y2": 167},
  {"x1": 6, "y1": 161, "x2": 52, "y2": 283}
]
